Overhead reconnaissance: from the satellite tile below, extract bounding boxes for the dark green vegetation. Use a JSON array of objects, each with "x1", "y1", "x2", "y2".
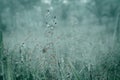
[{"x1": 0, "y1": 0, "x2": 120, "y2": 80}]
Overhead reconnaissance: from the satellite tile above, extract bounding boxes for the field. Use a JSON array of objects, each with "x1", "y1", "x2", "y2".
[{"x1": 0, "y1": 0, "x2": 120, "y2": 80}]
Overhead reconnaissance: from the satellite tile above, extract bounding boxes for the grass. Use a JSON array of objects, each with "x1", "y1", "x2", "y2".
[{"x1": 1, "y1": 11, "x2": 120, "y2": 80}]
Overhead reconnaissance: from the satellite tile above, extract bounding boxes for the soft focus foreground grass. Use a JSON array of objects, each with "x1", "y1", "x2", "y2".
[{"x1": 1, "y1": 24, "x2": 120, "y2": 80}]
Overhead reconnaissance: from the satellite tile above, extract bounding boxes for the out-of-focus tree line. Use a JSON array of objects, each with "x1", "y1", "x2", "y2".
[
  {"x1": 0, "y1": 0, "x2": 96, "y2": 30},
  {"x1": 0, "y1": 0, "x2": 120, "y2": 29}
]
